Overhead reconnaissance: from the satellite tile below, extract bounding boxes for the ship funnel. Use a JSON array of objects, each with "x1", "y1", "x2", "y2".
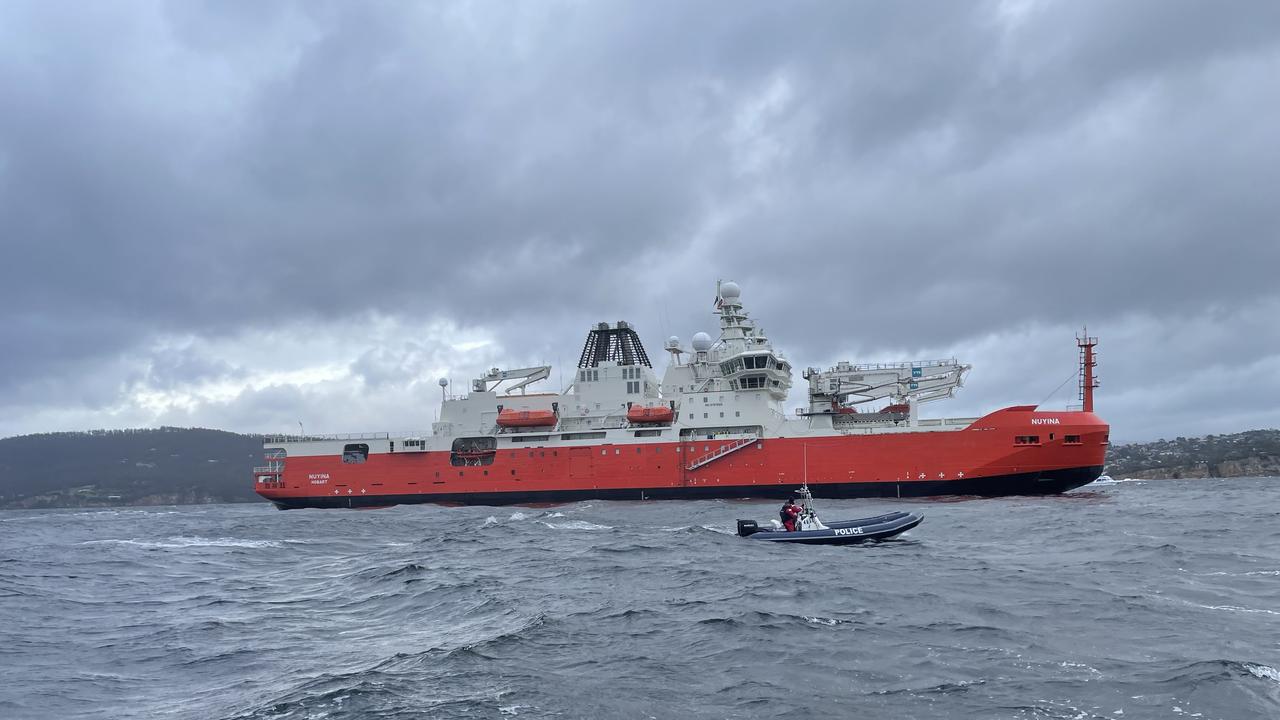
[{"x1": 578, "y1": 321, "x2": 652, "y2": 368}]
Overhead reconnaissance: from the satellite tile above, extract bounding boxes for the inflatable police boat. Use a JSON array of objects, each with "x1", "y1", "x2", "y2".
[{"x1": 736, "y1": 485, "x2": 923, "y2": 545}]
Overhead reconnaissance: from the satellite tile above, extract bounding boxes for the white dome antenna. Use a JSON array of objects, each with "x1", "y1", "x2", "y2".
[
  {"x1": 691, "y1": 331, "x2": 713, "y2": 352},
  {"x1": 665, "y1": 335, "x2": 685, "y2": 363}
]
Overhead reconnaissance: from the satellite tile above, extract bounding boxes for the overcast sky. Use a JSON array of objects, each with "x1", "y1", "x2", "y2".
[{"x1": 2, "y1": 1, "x2": 1278, "y2": 444}]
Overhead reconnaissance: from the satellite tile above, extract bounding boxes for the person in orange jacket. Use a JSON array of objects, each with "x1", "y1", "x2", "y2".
[{"x1": 779, "y1": 497, "x2": 803, "y2": 531}]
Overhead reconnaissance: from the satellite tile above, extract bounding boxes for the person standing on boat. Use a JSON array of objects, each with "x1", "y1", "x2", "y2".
[{"x1": 780, "y1": 497, "x2": 802, "y2": 531}]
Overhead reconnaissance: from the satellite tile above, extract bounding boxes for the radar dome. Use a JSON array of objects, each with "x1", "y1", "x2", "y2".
[
  {"x1": 720, "y1": 281, "x2": 741, "y2": 300},
  {"x1": 437, "y1": 377, "x2": 449, "y2": 387},
  {"x1": 665, "y1": 335, "x2": 680, "y2": 349},
  {"x1": 691, "y1": 331, "x2": 713, "y2": 352}
]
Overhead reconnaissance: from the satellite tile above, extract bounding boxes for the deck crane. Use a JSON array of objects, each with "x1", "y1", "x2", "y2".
[
  {"x1": 471, "y1": 366, "x2": 551, "y2": 395},
  {"x1": 802, "y1": 359, "x2": 970, "y2": 415}
]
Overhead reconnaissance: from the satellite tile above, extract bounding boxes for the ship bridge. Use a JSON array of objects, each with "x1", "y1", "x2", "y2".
[{"x1": 660, "y1": 281, "x2": 793, "y2": 409}]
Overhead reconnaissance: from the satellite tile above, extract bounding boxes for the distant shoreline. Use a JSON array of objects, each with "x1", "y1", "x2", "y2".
[{"x1": 6, "y1": 475, "x2": 1277, "y2": 511}]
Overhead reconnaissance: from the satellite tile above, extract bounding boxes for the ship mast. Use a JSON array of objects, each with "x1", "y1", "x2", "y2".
[{"x1": 1077, "y1": 330, "x2": 1098, "y2": 413}]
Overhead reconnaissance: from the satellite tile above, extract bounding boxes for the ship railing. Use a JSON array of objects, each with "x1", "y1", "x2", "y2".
[
  {"x1": 263, "y1": 432, "x2": 392, "y2": 444},
  {"x1": 253, "y1": 461, "x2": 285, "y2": 473},
  {"x1": 916, "y1": 416, "x2": 980, "y2": 428},
  {"x1": 838, "y1": 359, "x2": 961, "y2": 372}
]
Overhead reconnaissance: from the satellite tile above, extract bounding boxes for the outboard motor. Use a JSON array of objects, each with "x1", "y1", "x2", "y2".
[{"x1": 736, "y1": 519, "x2": 761, "y2": 537}]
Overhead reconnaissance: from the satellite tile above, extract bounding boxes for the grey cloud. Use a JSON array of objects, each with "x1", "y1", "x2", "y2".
[
  {"x1": 142, "y1": 344, "x2": 245, "y2": 391},
  {"x1": 2, "y1": 1, "x2": 1279, "y2": 440}
]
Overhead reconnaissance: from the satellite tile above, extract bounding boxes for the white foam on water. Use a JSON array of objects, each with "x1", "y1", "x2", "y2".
[
  {"x1": 1245, "y1": 663, "x2": 1280, "y2": 684},
  {"x1": 480, "y1": 512, "x2": 531, "y2": 527},
  {"x1": 699, "y1": 525, "x2": 735, "y2": 535},
  {"x1": 539, "y1": 520, "x2": 612, "y2": 531},
  {"x1": 81, "y1": 536, "x2": 281, "y2": 549},
  {"x1": 804, "y1": 616, "x2": 840, "y2": 626},
  {"x1": 1058, "y1": 660, "x2": 1103, "y2": 676},
  {"x1": 1197, "y1": 604, "x2": 1280, "y2": 616},
  {"x1": 3, "y1": 510, "x2": 183, "y2": 522}
]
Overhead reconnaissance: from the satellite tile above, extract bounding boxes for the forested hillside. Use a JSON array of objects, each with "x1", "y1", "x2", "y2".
[
  {"x1": 0, "y1": 428, "x2": 265, "y2": 508},
  {"x1": 1105, "y1": 429, "x2": 1280, "y2": 479}
]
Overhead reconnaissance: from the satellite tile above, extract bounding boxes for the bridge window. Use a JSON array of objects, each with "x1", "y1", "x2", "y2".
[{"x1": 342, "y1": 443, "x2": 369, "y2": 464}]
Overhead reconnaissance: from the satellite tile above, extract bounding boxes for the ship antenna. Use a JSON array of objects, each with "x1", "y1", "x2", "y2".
[{"x1": 1077, "y1": 328, "x2": 1099, "y2": 413}]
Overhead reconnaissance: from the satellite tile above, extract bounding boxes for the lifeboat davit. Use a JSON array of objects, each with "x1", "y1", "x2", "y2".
[
  {"x1": 627, "y1": 404, "x2": 675, "y2": 424},
  {"x1": 496, "y1": 409, "x2": 558, "y2": 428}
]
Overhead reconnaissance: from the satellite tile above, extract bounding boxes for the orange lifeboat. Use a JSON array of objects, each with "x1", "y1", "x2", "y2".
[
  {"x1": 627, "y1": 404, "x2": 675, "y2": 424},
  {"x1": 496, "y1": 409, "x2": 558, "y2": 428}
]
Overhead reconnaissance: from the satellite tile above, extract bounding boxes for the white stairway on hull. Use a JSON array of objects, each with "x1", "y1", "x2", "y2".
[{"x1": 686, "y1": 435, "x2": 759, "y2": 471}]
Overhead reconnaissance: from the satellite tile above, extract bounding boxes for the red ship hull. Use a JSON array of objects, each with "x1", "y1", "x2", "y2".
[{"x1": 256, "y1": 407, "x2": 1108, "y2": 508}]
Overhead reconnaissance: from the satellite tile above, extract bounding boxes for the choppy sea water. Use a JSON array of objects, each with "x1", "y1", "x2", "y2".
[{"x1": 2, "y1": 478, "x2": 1278, "y2": 720}]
